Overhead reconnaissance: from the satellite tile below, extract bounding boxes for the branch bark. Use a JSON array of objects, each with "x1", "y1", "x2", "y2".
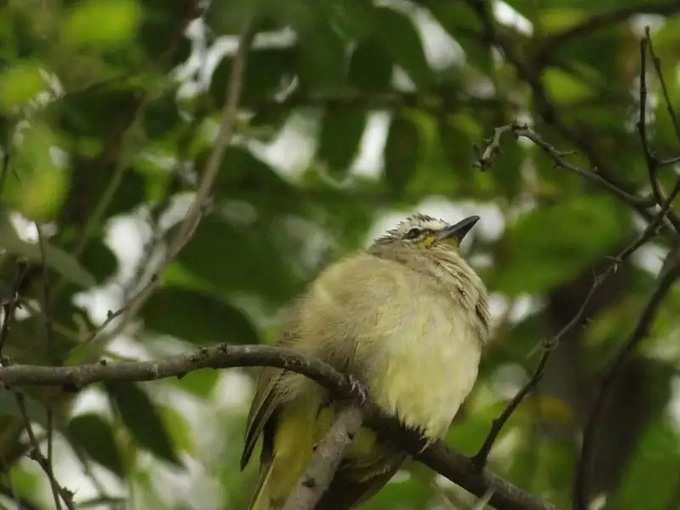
[
  {"x1": 282, "y1": 405, "x2": 363, "y2": 510},
  {"x1": 0, "y1": 343, "x2": 557, "y2": 510}
]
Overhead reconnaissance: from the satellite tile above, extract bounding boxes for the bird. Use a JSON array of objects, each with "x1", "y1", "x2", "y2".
[{"x1": 241, "y1": 213, "x2": 490, "y2": 510}]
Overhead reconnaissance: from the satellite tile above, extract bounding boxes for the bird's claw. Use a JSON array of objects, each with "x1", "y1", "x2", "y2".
[{"x1": 345, "y1": 374, "x2": 368, "y2": 405}]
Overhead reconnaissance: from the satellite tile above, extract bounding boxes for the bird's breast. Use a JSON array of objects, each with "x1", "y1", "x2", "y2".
[{"x1": 358, "y1": 282, "x2": 482, "y2": 439}]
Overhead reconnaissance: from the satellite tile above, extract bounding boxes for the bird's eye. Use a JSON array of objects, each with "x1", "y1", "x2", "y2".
[{"x1": 404, "y1": 228, "x2": 422, "y2": 240}]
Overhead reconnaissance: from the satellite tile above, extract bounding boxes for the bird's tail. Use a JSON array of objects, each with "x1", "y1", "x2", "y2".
[{"x1": 248, "y1": 460, "x2": 275, "y2": 510}]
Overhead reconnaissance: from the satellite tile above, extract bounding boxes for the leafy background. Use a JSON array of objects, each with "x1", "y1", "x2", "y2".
[{"x1": 1, "y1": 0, "x2": 680, "y2": 509}]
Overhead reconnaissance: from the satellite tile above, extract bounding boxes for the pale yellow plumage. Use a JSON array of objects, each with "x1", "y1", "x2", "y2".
[{"x1": 243, "y1": 214, "x2": 490, "y2": 510}]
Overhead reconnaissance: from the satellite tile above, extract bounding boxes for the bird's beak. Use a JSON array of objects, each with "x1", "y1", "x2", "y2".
[{"x1": 437, "y1": 215, "x2": 480, "y2": 243}]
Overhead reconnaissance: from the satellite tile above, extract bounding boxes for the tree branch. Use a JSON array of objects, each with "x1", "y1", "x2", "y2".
[
  {"x1": 574, "y1": 252, "x2": 680, "y2": 510},
  {"x1": 282, "y1": 405, "x2": 364, "y2": 510},
  {"x1": 645, "y1": 27, "x2": 680, "y2": 145},
  {"x1": 475, "y1": 122, "x2": 651, "y2": 208},
  {"x1": 15, "y1": 393, "x2": 74, "y2": 510},
  {"x1": 470, "y1": 177, "x2": 680, "y2": 469},
  {"x1": 466, "y1": 0, "x2": 661, "y2": 226},
  {"x1": 0, "y1": 343, "x2": 557, "y2": 510},
  {"x1": 636, "y1": 29, "x2": 680, "y2": 232},
  {"x1": 85, "y1": 23, "x2": 255, "y2": 346}
]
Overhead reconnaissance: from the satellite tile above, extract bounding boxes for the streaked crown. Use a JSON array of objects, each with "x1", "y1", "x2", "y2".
[{"x1": 373, "y1": 213, "x2": 479, "y2": 248}]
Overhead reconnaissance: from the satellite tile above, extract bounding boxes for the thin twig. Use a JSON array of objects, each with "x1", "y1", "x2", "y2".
[
  {"x1": 101, "y1": 22, "x2": 255, "y2": 344},
  {"x1": 45, "y1": 407, "x2": 61, "y2": 510},
  {"x1": 0, "y1": 343, "x2": 557, "y2": 510},
  {"x1": 660, "y1": 154, "x2": 680, "y2": 166},
  {"x1": 475, "y1": 123, "x2": 650, "y2": 207},
  {"x1": 471, "y1": 178, "x2": 680, "y2": 469},
  {"x1": 15, "y1": 393, "x2": 74, "y2": 510},
  {"x1": 467, "y1": 0, "x2": 661, "y2": 226},
  {"x1": 282, "y1": 405, "x2": 363, "y2": 510},
  {"x1": 637, "y1": 29, "x2": 680, "y2": 232},
  {"x1": 50, "y1": 3, "x2": 199, "y2": 302},
  {"x1": 574, "y1": 253, "x2": 680, "y2": 510},
  {"x1": 646, "y1": 28, "x2": 680, "y2": 145}
]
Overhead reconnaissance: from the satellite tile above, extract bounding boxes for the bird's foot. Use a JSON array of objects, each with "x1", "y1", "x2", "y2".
[{"x1": 345, "y1": 374, "x2": 368, "y2": 406}]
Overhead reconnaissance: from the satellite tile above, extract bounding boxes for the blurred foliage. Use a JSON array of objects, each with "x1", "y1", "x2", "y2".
[{"x1": 1, "y1": 0, "x2": 680, "y2": 509}]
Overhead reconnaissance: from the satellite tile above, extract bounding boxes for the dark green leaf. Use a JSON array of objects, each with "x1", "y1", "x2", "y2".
[
  {"x1": 80, "y1": 239, "x2": 118, "y2": 282},
  {"x1": 372, "y1": 7, "x2": 432, "y2": 89},
  {"x1": 317, "y1": 109, "x2": 365, "y2": 176},
  {"x1": 384, "y1": 115, "x2": 420, "y2": 192},
  {"x1": 106, "y1": 382, "x2": 182, "y2": 466},
  {"x1": 67, "y1": 413, "x2": 124, "y2": 477},
  {"x1": 0, "y1": 212, "x2": 96, "y2": 287},
  {"x1": 348, "y1": 39, "x2": 393, "y2": 90},
  {"x1": 493, "y1": 196, "x2": 628, "y2": 295},
  {"x1": 142, "y1": 287, "x2": 258, "y2": 344}
]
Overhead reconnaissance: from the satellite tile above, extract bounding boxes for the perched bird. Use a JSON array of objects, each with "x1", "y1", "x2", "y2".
[{"x1": 242, "y1": 214, "x2": 490, "y2": 510}]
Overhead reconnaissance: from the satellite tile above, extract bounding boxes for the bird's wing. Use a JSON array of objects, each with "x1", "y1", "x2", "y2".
[{"x1": 241, "y1": 365, "x2": 284, "y2": 470}]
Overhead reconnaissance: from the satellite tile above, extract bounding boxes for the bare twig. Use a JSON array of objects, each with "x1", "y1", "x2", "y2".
[
  {"x1": 646, "y1": 28, "x2": 680, "y2": 145},
  {"x1": 574, "y1": 253, "x2": 680, "y2": 510},
  {"x1": 475, "y1": 123, "x2": 650, "y2": 207},
  {"x1": 660, "y1": 154, "x2": 680, "y2": 166},
  {"x1": 15, "y1": 393, "x2": 74, "y2": 510},
  {"x1": 45, "y1": 407, "x2": 60, "y2": 510},
  {"x1": 637, "y1": 29, "x2": 680, "y2": 232},
  {"x1": 101, "y1": 22, "x2": 255, "y2": 343},
  {"x1": 467, "y1": 0, "x2": 660, "y2": 225},
  {"x1": 0, "y1": 343, "x2": 557, "y2": 510},
  {"x1": 282, "y1": 405, "x2": 363, "y2": 510},
  {"x1": 471, "y1": 178, "x2": 680, "y2": 469},
  {"x1": 474, "y1": 124, "x2": 514, "y2": 170}
]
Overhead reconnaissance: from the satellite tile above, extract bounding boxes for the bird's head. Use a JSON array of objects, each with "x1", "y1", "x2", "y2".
[{"x1": 371, "y1": 213, "x2": 480, "y2": 253}]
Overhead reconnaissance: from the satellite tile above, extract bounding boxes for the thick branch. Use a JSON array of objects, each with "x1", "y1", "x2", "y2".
[
  {"x1": 574, "y1": 254, "x2": 680, "y2": 510},
  {"x1": 0, "y1": 343, "x2": 556, "y2": 510},
  {"x1": 282, "y1": 405, "x2": 363, "y2": 510}
]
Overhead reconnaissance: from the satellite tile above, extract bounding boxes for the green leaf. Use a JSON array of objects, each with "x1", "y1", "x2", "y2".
[
  {"x1": 384, "y1": 114, "x2": 421, "y2": 192},
  {"x1": 67, "y1": 414, "x2": 124, "y2": 477},
  {"x1": 63, "y1": 0, "x2": 142, "y2": 49},
  {"x1": 141, "y1": 287, "x2": 258, "y2": 344},
  {"x1": 176, "y1": 216, "x2": 304, "y2": 305},
  {"x1": 493, "y1": 196, "x2": 628, "y2": 295},
  {"x1": 348, "y1": 39, "x2": 393, "y2": 90},
  {"x1": 4, "y1": 122, "x2": 70, "y2": 221},
  {"x1": 175, "y1": 368, "x2": 220, "y2": 398},
  {"x1": 611, "y1": 418, "x2": 680, "y2": 509},
  {"x1": 0, "y1": 212, "x2": 96, "y2": 287},
  {"x1": 106, "y1": 382, "x2": 182, "y2": 466},
  {"x1": 210, "y1": 49, "x2": 295, "y2": 107},
  {"x1": 143, "y1": 90, "x2": 181, "y2": 139},
  {"x1": 317, "y1": 109, "x2": 366, "y2": 176},
  {"x1": 294, "y1": 16, "x2": 347, "y2": 94},
  {"x1": 80, "y1": 239, "x2": 118, "y2": 282},
  {"x1": 0, "y1": 61, "x2": 48, "y2": 113},
  {"x1": 372, "y1": 7, "x2": 432, "y2": 89}
]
